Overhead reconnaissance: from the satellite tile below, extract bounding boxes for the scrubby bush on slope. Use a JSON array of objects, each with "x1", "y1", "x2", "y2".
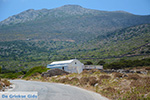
[{"x1": 24, "y1": 66, "x2": 48, "y2": 78}]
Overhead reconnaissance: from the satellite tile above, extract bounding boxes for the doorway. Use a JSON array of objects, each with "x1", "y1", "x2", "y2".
[{"x1": 62, "y1": 67, "x2": 64, "y2": 70}]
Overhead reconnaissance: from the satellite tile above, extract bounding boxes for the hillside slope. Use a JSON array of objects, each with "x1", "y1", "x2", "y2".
[
  {"x1": 81, "y1": 24, "x2": 150, "y2": 59},
  {"x1": 57, "y1": 24, "x2": 150, "y2": 60},
  {"x1": 0, "y1": 24, "x2": 149, "y2": 63}
]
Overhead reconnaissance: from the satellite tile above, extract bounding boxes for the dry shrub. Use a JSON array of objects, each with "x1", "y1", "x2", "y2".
[
  {"x1": 81, "y1": 69, "x2": 99, "y2": 75},
  {"x1": 80, "y1": 77, "x2": 89, "y2": 85},
  {"x1": 102, "y1": 87, "x2": 117, "y2": 98},
  {"x1": 81, "y1": 70, "x2": 89, "y2": 74},
  {"x1": 130, "y1": 77, "x2": 150, "y2": 94},
  {"x1": 145, "y1": 67, "x2": 150, "y2": 70},
  {"x1": 0, "y1": 85, "x2": 2, "y2": 90},
  {"x1": 59, "y1": 78, "x2": 70, "y2": 83},
  {"x1": 143, "y1": 77, "x2": 150, "y2": 89},
  {"x1": 103, "y1": 87, "x2": 116, "y2": 93},
  {"x1": 32, "y1": 72, "x2": 40, "y2": 77},
  {"x1": 89, "y1": 69, "x2": 99, "y2": 74},
  {"x1": 113, "y1": 72, "x2": 123, "y2": 78},
  {"x1": 130, "y1": 79, "x2": 144, "y2": 87},
  {"x1": 2, "y1": 80, "x2": 11, "y2": 86},
  {"x1": 144, "y1": 77, "x2": 150, "y2": 84},
  {"x1": 0, "y1": 82, "x2": 4, "y2": 90},
  {"x1": 102, "y1": 87, "x2": 118, "y2": 99},
  {"x1": 98, "y1": 79, "x2": 102, "y2": 85},
  {"x1": 99, "y1": 75, "x2": 111, "y2": 80},
  {"x1": 127, "y1": 74, "x2": 141, "y2": 80},
  {"x1": 124, "y1": 92, "x2": 140, "y2": 100},
  {"x1": 70, "y1": 77, "x2": 79, "y2": 83},
  {"x1": 89, "y1": 77, "x2": 98, "y2": 86}
]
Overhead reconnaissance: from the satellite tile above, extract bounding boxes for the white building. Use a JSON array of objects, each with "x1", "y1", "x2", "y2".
[{"x1": 47, "y1": 59, "x2": 84, "y2": 73}]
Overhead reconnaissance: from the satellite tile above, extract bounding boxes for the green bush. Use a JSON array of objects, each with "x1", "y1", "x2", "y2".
[
  {"x1": 23, "y1": 66, "x2": 49, "y2": 78},
  {"x1": 97, "y1": 60, "x2": 105, "y2": 65},
  {"x1": 0, "y1": 71, "x2": 25, "y2": 79},
  {"x1": 104, "y1": 58, "x2": 150, "y2": 69},
  {"x1": 0, "y1": 66, "x2": 1, "y2": 73},
  {"x1": 84, "y1": 61, "x2": 93, "y2": 65}
]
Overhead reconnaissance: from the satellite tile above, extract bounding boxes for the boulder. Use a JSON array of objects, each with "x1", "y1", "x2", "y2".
[{"x1": 41, "y1": 68, "x2": 69, "y2": 77}]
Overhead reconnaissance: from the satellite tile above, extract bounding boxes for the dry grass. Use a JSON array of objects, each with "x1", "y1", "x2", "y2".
[
  {"x1": 145, "y1": 67, "x2": 150, "y2": 70},
  {"x1": 0, "y1": 79, "x2": 11, "y2": 91},
  {"x1": 99, "y1": 75, "x2": 111, "y2": 80},
  {"x1": 70, "y1": 77, "x2": 79, "y2": 82},
  {"x1": 103, "y1": 87, "x2": 117, "y2": 97},
  {"x1": 0, "y1": 82, "x2": 3, "y2": 90},
  {"x1": 81, "y1": 70, "x2": 89, "y2": 74},
  {"x1": 127, "y1": 74, "x2": 141, "y2": 80},
  {"x1": 43, "y1": 69, "x2": 150, "y2": 100},
  {"x1": 89, "y1": 77, "x2": 98, "y2": 86},
  {"x1": 2, "y1": 79, "x2": 11, "y2": 86},
  {"x1": 59, "y1": 78, "x2": 70, "y2": 83},
  {"x1": 113, "y1": 72, "x2": 123, "y2": 78},
  {"x1": 70, "y1": 77, "x2": 79, "y2": 85},
  {"x1": 79, "y1": 77, "x2": 89, "y2": 85}
]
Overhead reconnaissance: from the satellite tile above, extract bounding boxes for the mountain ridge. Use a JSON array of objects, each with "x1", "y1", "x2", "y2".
[
  {"x1": 0, "y1": 5, "x2": 150, "y2": 43},
  {"x1": 1, "y1": 5, "x2": 149, "y2": 26}
]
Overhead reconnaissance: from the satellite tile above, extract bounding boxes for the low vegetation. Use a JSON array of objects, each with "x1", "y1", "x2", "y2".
[
  {"x1": 46, "y1": 69, "x2": 150, "y2": 100},
  {"x1": 0, "y1": 66, "x2": 26, "y2": 79},
  {"x1": 23, "y1": 66, "x2": 49, "y2": 78},
  {"x1": 0, "y1": 24, "x2": 150, "y2": 72},
  {"x1": 104, "y1": 58, "x2": 150, "y2": 69},
  {"x1": 21, "y1": 63, "x2": 150, "y2": 100},
  {"x1": 0, "y1": 79, "x2": 11, "y2": 91},
  {"x1": 1, "y1": 61, "x2": 150, "y2": 99}
]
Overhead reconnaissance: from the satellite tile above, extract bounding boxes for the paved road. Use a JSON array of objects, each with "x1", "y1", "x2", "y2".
[{"x1": 9, "y1": 80, "x2": 108, "y2": 100}]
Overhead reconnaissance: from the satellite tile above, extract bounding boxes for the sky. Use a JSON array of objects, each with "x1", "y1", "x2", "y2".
[{"x1": 0, "y1": 0, "x2": 150, "y2": 21}]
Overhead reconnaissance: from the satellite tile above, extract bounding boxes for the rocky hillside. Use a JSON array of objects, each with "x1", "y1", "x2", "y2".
[
  {"x1": 56, "y1": 24, "x2": 150, "y2": 60},
  {"x1": 0, "y1": 5, "x2": 150, "y2": 42},
  {"x1": 0, "y1": 24, "x2": 150, "y2": 72}
]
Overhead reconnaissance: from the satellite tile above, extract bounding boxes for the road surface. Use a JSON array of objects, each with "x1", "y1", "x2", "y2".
[{"x1": 8, "y1": 80, "x2": 108, "y2": 100}]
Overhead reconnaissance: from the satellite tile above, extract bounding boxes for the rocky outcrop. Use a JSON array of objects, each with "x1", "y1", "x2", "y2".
[{"x1": 41, "y1": 68, "x2": 69, "y2": 77}]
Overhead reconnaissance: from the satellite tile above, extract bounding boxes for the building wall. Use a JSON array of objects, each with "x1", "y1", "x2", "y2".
[
  {"x1": 83, "y1": 65, "x2": 103, "y2": 70},
  {"x1": 47, "y1": 59, "x2": 83, "y2": 73},
  {"x1": 67, "y1": 59, "x2": 83, "y2": 73}
]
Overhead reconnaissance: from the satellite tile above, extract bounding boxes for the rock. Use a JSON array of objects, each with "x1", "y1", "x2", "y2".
[
  {"x1": 136, "y1": 71, "x2": 141, "y2": 74},
  {"x1": 41, "y1": 68, "x2": 69, "y2": 77},
  {"x1": 141, "y1": 71, "x2": 147, "y2": 74},
  {"x1": 122, "y1": 74, "x2": 128, "y2": 77},
  {"x1": 124, "y1": 70, "x2": 130, "y2": 73},
  {"x1": 94, "y1": 83, "x2": 98, "y2": 87}
]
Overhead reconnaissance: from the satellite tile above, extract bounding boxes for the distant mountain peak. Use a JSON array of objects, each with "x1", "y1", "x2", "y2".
[
  {"x1": 112, "y1": 10, "x2": 133, "y2": 15},
  {"x1": 53, "y1": 4, "x2": 95, "y2": 15},
  {"x1": 60, "y1": 4, "x2": 83, "y2": 8},
  {"x1": 0, "y1": 4, "x2": 150, "y2": 28},
  {"x1": 26, "y1": 9, "x2": 35, "y2": 12}
]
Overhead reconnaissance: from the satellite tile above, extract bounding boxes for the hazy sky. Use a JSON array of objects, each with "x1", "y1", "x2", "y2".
[{"x1": 0, "y1": 0, "x2": 150, "y2": 21}]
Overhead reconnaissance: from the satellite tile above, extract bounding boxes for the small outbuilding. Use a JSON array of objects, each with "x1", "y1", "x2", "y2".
[{"x1": 47, "y1": 59, "x2": 84, "y2": 73}]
